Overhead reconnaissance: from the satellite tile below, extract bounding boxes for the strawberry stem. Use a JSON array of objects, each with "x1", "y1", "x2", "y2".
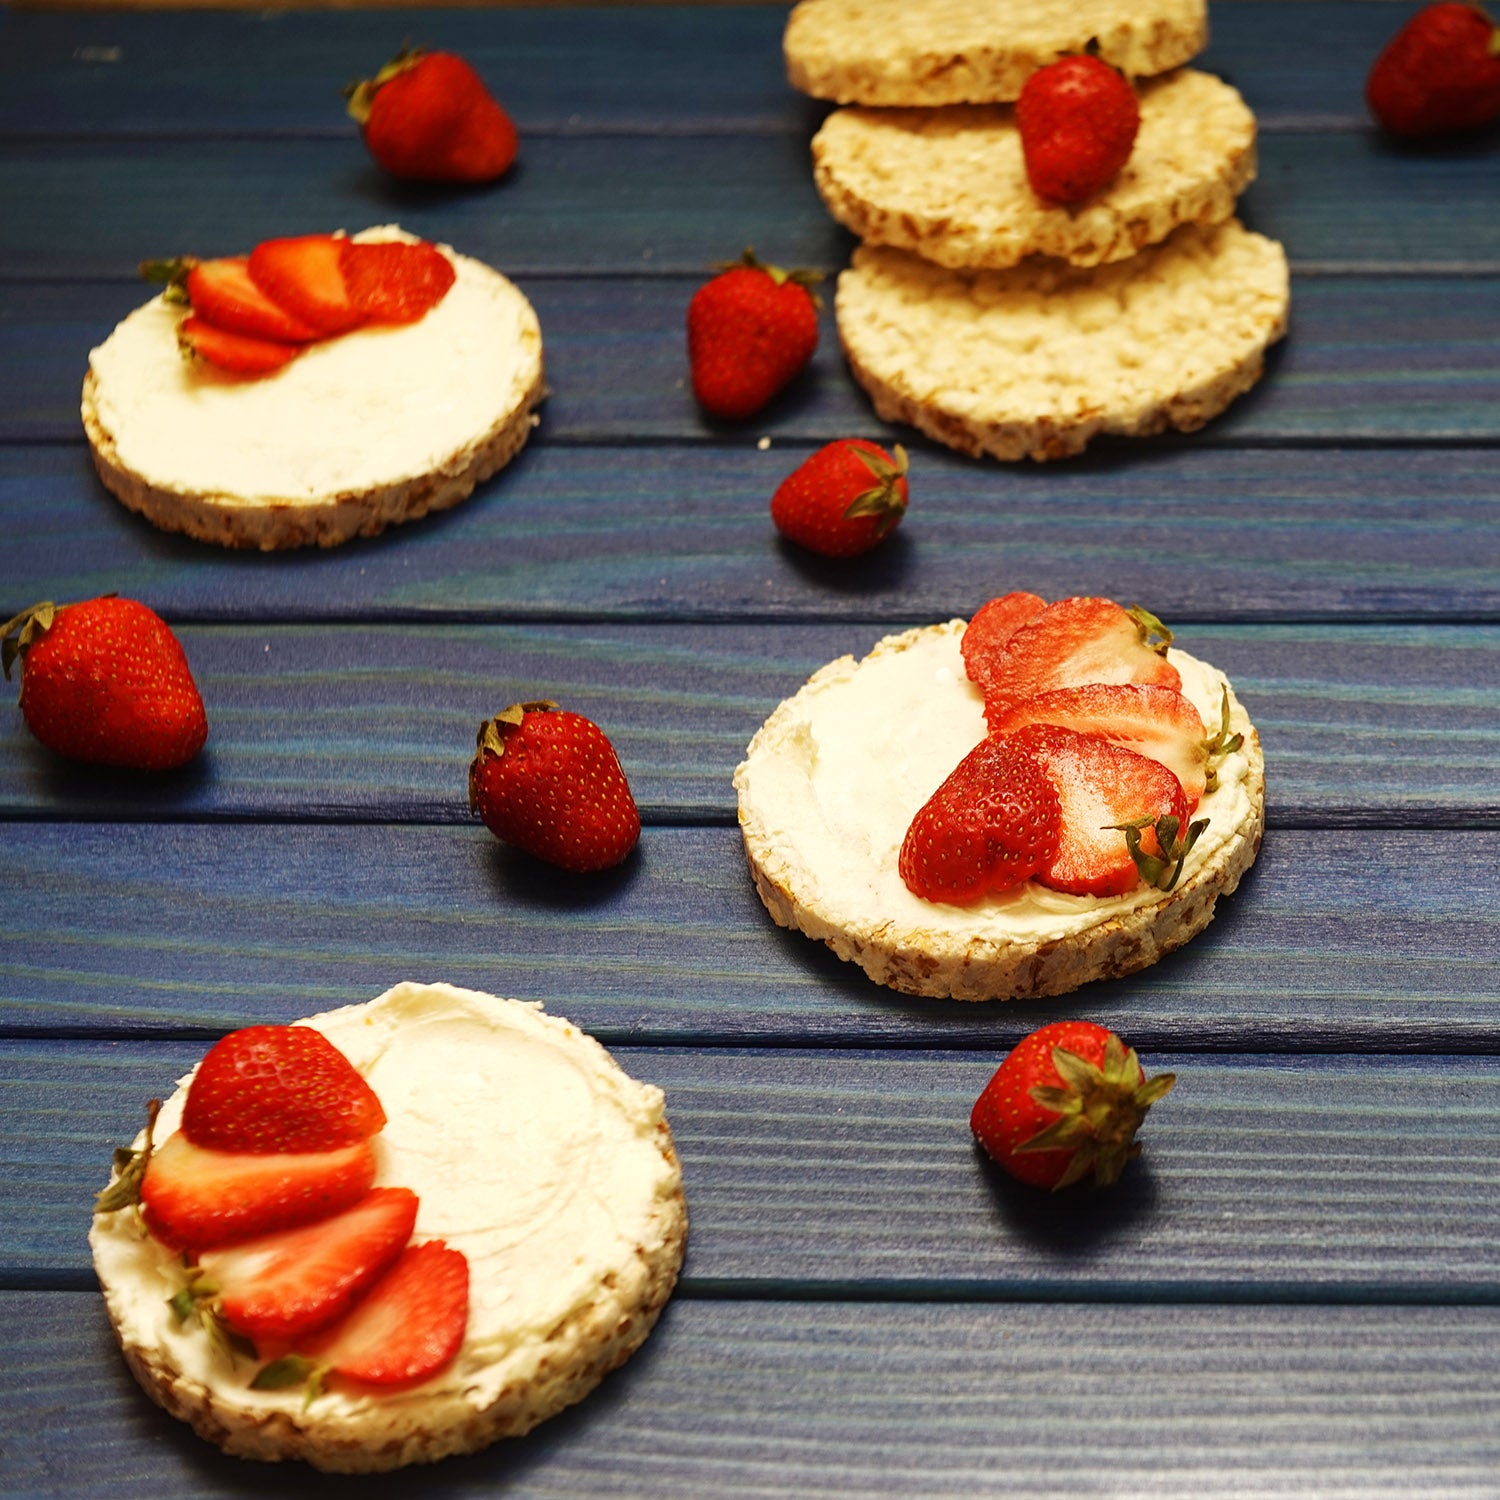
[{"x1": 94, "y1": 1097, "x2": 161, "y2": 1214}]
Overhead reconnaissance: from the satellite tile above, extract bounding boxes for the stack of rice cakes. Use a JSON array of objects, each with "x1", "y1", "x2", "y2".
[{"x1": 785, "y1": 0, "x2": 1290, "y2": 461}]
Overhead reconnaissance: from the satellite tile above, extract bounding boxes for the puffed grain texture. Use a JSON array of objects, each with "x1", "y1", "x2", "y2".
[
  {"x1": 786, "y1": 0, "x2": 1208, "y2": 105},
  {"x1": 92, "y1": 1126, "x2": 687, "y2": 1473},
  {"x1": 813, "y1": 70, "x2": 1256, "y2": 270},
  {"x1": 734, "y1": 623, "x2": 1265, "y2": 1002},
  {"x1": 836, "y1": 220, "x2": 1289, "y2": 462}
]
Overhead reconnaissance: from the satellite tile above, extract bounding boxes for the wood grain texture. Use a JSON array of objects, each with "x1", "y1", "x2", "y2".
[
  {"x1": 5, "y1": 444, "x2": 1500, "y2": 623},
  {"x1": 2, "y1": 823, "x2": 1496, "y2": 1050},
  {"x1": 3, "y1": 132, "x2": 1500, "y2": 279},
  {"x1": 0, "y1": 621, "x2": 1496, "y2": 823},
  {"x1": 7, "y1": 1293, "x2": 1500, "y2": 1497},
  {"x1": 16, "y1": 1042, "x2": 1500, "y2": 1291}
]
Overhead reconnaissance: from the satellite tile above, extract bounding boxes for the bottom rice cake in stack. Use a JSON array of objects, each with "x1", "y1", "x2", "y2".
[{"x1": 785, "y1": 0, "x2": 1290, "y2": 461}]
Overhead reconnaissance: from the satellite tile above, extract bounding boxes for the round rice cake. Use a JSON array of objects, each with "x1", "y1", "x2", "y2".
[
  {"x1": 836, "y1": 219, "x2": 1289, "y2": 462},
  {"x1": 90, "y1": 981, "x2": 687, "y2": 1472},
  {"x1": 734, "y1": 620, "x2": 1265, "y2": 1002},
  {"x1": 82, "y1": 227, "x2": 545, "y2": 551},
  {"x1": 785, "y1": 0, "x2": 1208, "y2": 106},
  {"x1": 812, "y1": 70, "x2": 1257, "y2": 271}
]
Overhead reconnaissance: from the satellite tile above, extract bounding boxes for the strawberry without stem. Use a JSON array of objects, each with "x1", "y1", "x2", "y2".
[
  {"x1": 347, "y1": 48, "x2": 517, "y2": 184},
  {"x1": 1366, "y1": 2, "x2": 1500, "y2": 137},
  {"x1": 1016, "y1": 54, "x2": 1141, "y2": 205},
  {"x1": 469, "y1": 701, "x2": 641, "y2": 872},
  {"x1": 341, "y1": 240, "x2": 456, "y2": 325},
  {"x1": 688, "y1": 250, "x2": 820, "y2": 420},
  {"x1": 1, "y1": 597, "x2": 206, "y2": 771},
  {"x1": 248, "y1": 235, "x2": 364, "y2": 337},
  {"x1": 899, "y1": 735, "x2": 1061, "y2": 905},
  {"x1": 971, "y1": 1021, "x2": 1175, "y2": 1190},
  {"x1": 196, "y1": 1187, "x2": 418, "y2": 1344},
  {"x1": 178, "y1": 315, "x2": 303, "y2": 377},
  {"x1": 140, "y1": 1131, "x2": 378, "y2": 1253},
  {"x1": 1010, "y1": 723, "x2": 1203, "y2": 897},
  {"x1": 771, "y1": 439, "x2": 909, "y2": 557},
  {"x1": 182, "y1": 1025, "x2": 386, "y2": 1154}
]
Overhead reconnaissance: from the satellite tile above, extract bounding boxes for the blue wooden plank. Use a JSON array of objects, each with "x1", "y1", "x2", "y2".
[
  {"x1": 2, "y1": 132, "x2": 1499, "y2": 279},
  {"x1": 4, "y1": 443, "x2": 1498, "y2": 624},
  {"x1": 9, "y1": 273, "x2": 1500, "y2": 447},
  {"x1": 15, "y1": 1042, "x2": 1500, "y2": 1294},
  {"x1": 6, "y1": 1291, "x2": 1500, "y2": 1497},
  {"x1": 0, "y1": 823, "x2": 1495, "y2": 1050},
  {"x1": 0, "y1": 5, "x2": 1463, "y2": 138},
  {"x1": 0, "y1": 621, "x2": 1495, "y2": 825}
]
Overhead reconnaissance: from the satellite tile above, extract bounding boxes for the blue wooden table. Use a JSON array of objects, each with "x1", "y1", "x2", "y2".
[{"x1": 3, "y1": 3, "x2": 1499, "y2": 1493}]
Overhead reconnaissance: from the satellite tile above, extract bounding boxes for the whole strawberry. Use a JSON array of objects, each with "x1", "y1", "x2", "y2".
[
  {"x1": 346, "y1": 48, "x2": 517, "y2": 183},
  {"x1": 970, "y1": 1021, "x2": 1175, "y2": 1190},
  {"x1": 771, "y1": 439, "x2": 909, "y2": 557},
  {"x1": 688, "y1": 250, "x2": 820, "y2": 420},
  {"x1": 1016, "y1": 54, "x2": 1141, "y2": 204},
  {"x1": 1366, "y1": 3, "x2": 1500, "y2": 137},
  {"x1": 469, "y1": 701, "x2": 640, "y2": 872},
  {"x1": 2, "y1": 597, "x2": 207, "y2": 771}
]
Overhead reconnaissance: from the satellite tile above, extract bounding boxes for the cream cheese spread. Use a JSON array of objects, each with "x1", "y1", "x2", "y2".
[
  {"x1": 91, "y1": 982, "x2": 682, "y2": 1429},
  {"x1": 86, "y1": 227, "x2": 541, "y2": 505},
  {"x1": 735, "y1": 619, "x2": 1257, "y2": 950}
]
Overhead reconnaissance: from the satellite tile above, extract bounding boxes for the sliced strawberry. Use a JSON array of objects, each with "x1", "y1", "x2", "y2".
[
  {"x1": 140, "y1": 1130, "x2": 377, "y2": 1252},
  {"x1": 960, "y1": 592, "x2": 1048, "y2": 694},
  {"x1": 181, "y1": 1024, "x2": 386, "y2": 1154},
  {"x1": 306, "y1": 1240, "x2": 469, "y2": 1387},
  {"x1": 1011, "y1": 723, "x2": 1199, "y2": 898},
  {"x1": 900, "y1": 735, "x2": 1061, "y2": 905},
  {"x1": 991, "y1": 683, "x2": 1210, "y2": 808},
  {"x1": 339, "y1": 239, "x2": 456, "y2": 326},
  {"x1": 185, "y1": 257, "x2": 321, "y2": 343},
  {"x1": 199, "y1": 1187, "x2": 418, "y2": 1344},
  {"x1": 178, "y1": 314, "x2": 303, "y2": 376},
  {"x1": 247, "y1": 234, "x2": 364, "y2": 336},
  {"x1": 978, "y1": 597, "x2": 1182, "y2": 724}
]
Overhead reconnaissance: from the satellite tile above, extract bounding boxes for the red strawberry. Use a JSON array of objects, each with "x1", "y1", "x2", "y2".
[
  {"x1": 468, "y1": 701, "x2": 640, "y2": 872},
  {"x1": 1010, "y1": 723, "x2": 1202, "y2": 897},
  {"x1": 974, "y1": 596, "x2": 1181, "y2": 722},
  {"x1": 990, "y1": 683, "x2": 1213, "y2": 808},
  {"x1": 197, "y1": 1187, "x2": 418, "y2": 1344},
  {"x1": 1366, "y1": 3, "x2": 1500, "y2": 137},
  {"x1": 688, "y1": 250, "x2": 820, "y2": 420},
  {"x1": 141, "y1": 256, "x2": 320, "y2": 344},
  {"x1": 1, "y1": 597, "x2": 207, "y2": 771},
  {"x1": 970, "y1": 1021, "x2": 1175, "y2": 1190},
  {"x1": 959, "y1": 592, "x2": 1048, "y2": 694},
  {"x1": 899, "y1": 735, "x2": 1061, "y2": 904},
  {"x1": 339, "y1": 239, "x2": 456, "y2": 325},
  {"x1": 253, "y1": 1240, "x2": 469, "y2": 1394},
  {"x1": 1016, "y1": 54, "x2": 1140, "y2": 204},
  {"x1": 770, "y1": 440, "x2": 909, "y2": 557},
  {"x1": 181, "y1": 1025, "x2": 386, "y2": 1154},
  {"x1": 140, "y1": 1131, "x2": 378, "y2": 1252},
  {"x1": 247, "y1": 235, "x2": 364, "y2": 337},
  {"x1": 346, "y1": 48, "x2": 517, "y2": 183},
  {"x1": 178, "y1": 314, "x2": 304, "y2": 376}
]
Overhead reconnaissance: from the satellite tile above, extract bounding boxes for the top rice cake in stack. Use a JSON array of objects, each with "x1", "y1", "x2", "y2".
[{"x1": 786, "y1": 0, "x2": 1289, "y2": 461}]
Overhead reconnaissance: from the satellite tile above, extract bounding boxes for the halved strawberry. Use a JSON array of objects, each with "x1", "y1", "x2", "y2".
[
  {"x1": 185, "y1": 257, "x2": 321, "y2": 343},
  {"x1": 1010, "y1": 723, "x2": 1201, "y2": 897},
  {"x1": 992, "y1": 683, "x2": 1211, "y2": 808},
  {"x1": 339, "y1": 239, "x2": 456, "y2": 325},
  {"x1": 178, "y1": 315, "x2": 303, "y2": 376},
  {"x1": 140, "y1": 1131, "x2": 377, "y2": 1252},
  {"x1": 247, "y1": 234, "x2": 364, "y2": 336},
  {"x1": 960, "y1": 592, "x2": 1048, "y2": 694},
  {"x1": 977, "y1": 597, "x2": 1182, "y2": 723},
  {"x1": 900, "y1": 735, "x2": 1061, "y2": 905},
  {"x1": 306, "y1": 1240, "x2": 468, "y2": 1387},
  {"x1": 182, "y1": 1025, "x2": 386, "y2": 1154},
  {"x1": 198, "y1": 1187, "x2": 419, "y2": 1344}
]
